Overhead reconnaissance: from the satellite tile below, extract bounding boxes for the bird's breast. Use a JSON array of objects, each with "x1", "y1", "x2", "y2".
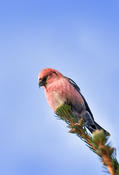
[
  {"x1": 44, "y1": 78, "x2": 85, "y2": 113},
  {"x1": 45, "y1": 88, "x2": 66, "y2": 112}
]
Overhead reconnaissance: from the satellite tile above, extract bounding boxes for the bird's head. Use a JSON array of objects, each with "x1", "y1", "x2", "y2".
[{"x1": 38, "y1": 68, "x2": 62, "y2": 87}]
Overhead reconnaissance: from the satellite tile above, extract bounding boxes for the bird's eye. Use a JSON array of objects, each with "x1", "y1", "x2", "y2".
[
  {"x1": 42, "y1": 75, "x2": 49, "y2": 82},
  {"x1": 42, "y1": 72, "x2": 57, "y2": 83},
  {"x1": 52, "y1": 72, "x2": 57, "y2": 76}
]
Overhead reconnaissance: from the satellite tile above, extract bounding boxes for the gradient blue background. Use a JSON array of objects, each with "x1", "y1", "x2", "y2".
[{"x1": 0, "y1": 0, "x2": 119, "y2": 175}]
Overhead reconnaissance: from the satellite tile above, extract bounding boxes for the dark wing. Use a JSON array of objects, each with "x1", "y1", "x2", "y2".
[{"x1": 65, "y1": 77, "x2": 94, "y2": 120}]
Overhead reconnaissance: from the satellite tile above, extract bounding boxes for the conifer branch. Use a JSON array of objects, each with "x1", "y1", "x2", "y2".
[{"x1": 56, "y1": 104, "x2": 119, "y2": 175}]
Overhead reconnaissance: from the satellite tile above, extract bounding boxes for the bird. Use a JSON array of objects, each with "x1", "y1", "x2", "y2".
[{"x1": 38, "y1": 68, "x2": 108, "y2": 134}]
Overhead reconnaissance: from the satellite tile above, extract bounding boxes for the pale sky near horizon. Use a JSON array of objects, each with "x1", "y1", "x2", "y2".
[{"x1": 0, "y1": 0, "x2": 119, "y2": 175}]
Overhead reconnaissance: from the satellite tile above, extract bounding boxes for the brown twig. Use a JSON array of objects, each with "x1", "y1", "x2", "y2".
[{"x1": 56, "y1": 104, "x2": 119, "y2": 175}]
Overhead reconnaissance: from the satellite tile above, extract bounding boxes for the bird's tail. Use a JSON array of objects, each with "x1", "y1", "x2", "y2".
[
  {"x1": 87, "y1": 121, "x2": 110, "y2": 136},
  {"x1": 82, "y1": 111, "x2": 110, "y2": 136}
]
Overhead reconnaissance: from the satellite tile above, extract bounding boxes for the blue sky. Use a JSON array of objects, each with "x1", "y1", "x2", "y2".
[{"x1": 0, "y1": 0, "x2": 119, "y2": 175}]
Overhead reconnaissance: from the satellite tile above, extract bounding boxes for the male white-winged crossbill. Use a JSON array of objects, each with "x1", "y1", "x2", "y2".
[{"x1": 38, "y1": 68, "x2": 108, "y2": 133}]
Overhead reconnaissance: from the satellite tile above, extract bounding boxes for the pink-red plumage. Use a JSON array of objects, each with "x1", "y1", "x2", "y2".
[
  {"x1": 38, "y1": 68, "x2": 108, "y2": 134},
  {"x1": 38, "y1": 68, "x2": 84, "y2": 112}
]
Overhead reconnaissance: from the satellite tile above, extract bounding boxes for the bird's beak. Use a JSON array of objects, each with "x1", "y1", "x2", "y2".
[{"x1": 38, "y1": 79, "x2": 46, "y2": 87}]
